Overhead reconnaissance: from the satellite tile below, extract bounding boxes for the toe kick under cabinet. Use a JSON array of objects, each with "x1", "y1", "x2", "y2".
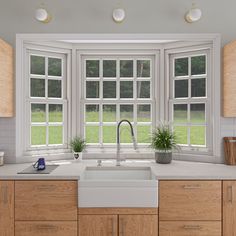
[
  {"x1": 159, "y1": 180, "x2": 222, "y2": 236},
  {"x1": 15, "y1": 180, "x2": 78, "y2": 236}
]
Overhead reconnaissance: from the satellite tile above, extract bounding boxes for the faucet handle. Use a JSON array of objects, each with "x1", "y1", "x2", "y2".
[{"x1": 97, "y1": 159, "x2": 102, "y2": 167}]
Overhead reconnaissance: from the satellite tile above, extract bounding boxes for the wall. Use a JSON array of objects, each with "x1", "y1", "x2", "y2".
[{"x1": 0, "y1": 0, "x2": 236, "y2": 163}]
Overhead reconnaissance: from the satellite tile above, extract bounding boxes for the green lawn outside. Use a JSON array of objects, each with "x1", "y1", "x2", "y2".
[{"x1": 31, "y1": 111, "x2": 206, "y2": 146}]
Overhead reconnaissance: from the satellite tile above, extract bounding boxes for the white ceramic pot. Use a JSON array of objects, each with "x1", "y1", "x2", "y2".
[
  {"x1": 74, "y1": 152, "x2": 82, "y2": 161},
  {"x1": 0, "y1": 152, "x2": 4, "y2": 166}
]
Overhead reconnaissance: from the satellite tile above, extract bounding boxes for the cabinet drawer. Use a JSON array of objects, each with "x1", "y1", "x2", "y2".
[
  {"x1": 15, "y1": 180, "x2": 77, "y2": 220},
  {"x1": 159, "y1": 181, "x2": 221, "y2": 220},
  {"x1": 15, "y1": 221, "x2": 77, "y2": 236},
  {"x1": 159, "y1": 221, "x2": 221, "y2": 236}
]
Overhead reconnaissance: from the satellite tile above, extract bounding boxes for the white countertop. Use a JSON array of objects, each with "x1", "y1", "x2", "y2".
[{"x1": 1, "y1": 159, "x2": 236, "y2": 180}]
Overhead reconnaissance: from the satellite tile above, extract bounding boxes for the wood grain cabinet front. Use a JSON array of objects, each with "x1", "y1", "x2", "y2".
[
  {"x1": 159, "y1": 221, "x2": 221, "y2": 236},
  {"x1": 159, "y1": 180, "x2": 222, "y2": 221},
  {"x1": 15, "y1": 180, "x2": 78, "y2": 221},
  {"x1": 0, "y1": 181, "x2": 14, "y2": 236},
  {"x1": 15, "y1": 221, "x2": 77, "y2": 236}
]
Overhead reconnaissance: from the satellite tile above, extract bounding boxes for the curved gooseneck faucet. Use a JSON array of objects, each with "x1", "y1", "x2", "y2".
[{"x1": 116, "y1": 119, "x2": 137, "y2": 166}]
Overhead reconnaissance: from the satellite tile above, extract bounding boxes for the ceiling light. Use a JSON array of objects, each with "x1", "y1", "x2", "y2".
[
  {"x1": 112, "y1": 8, "x2": 125, "y2": 23},
  {"x1": 185, "y1": 3, "x2": 202, "y2": 23},
  {"x1": 35, "y1": 7, "x2": 52, "y2": 23}
]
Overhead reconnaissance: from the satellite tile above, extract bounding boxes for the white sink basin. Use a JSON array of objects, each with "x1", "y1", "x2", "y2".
[
  {"x1": 83, "y1": 166, "x2": 154, "y2": 180},
  {"x1": 79, "y1": 166, "x2": 158, "y2": 208}
]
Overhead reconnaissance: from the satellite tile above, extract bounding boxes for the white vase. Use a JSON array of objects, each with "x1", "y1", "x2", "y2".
[{"x1": 73, "y1": 152, "x2": 82, "y2": 161}]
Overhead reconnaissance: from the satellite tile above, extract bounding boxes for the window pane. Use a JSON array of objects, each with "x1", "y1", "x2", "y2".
[
  {"x1": 120, "y1": 125, "x2": 132, "y2": 143},
  {"x1": 120, "y1": 105, "x2": 133, "y2": 121},
  {"x1": 31, "y1": 126, "x2": 46, "y2": 145},
  {"x1": 120, "y1": 60, "x2": 133, "y2": 77},
  {"x1": 137, "y1": 60, "x2": 150, "y2": 77},
  {"x1": 86, "y1": 60, "x2": 99, "y2": 77},
  {"x1": 191, "y1": 78, "x2": 206, "y2": 97},
  {"x1": 86, "y1": 126, "x2": 99, "y2": 143},
  {"x1": 174, "y1": 104, "x2": 187, "y2": 123},
  {"x1": 103, "y1": 105, "x2": 116, "y2": 122},
  {"x1": 48, "y1": 58, "x2": 62, "y2": 76},
  {"x1": 103, "y1": 126, "x2": 116, "y2": 143},
  {"x1": 175, "y1": 80, "x2": 188, "y2": 98},
  {"x1": 31, "y1": 78, "x2": 45, "y2": 97},
  {"x1": 49, "y1": 104, "x2": 63, "y2": 122},
  {"x1": 48, "y1": 80, "x2": 62, "y2": 98},
  {"x1": 86, "y1": 81, "x2": 99, "y2": 98},
  {"x1": 137, "y1": 126, "x2": 151, "y2": 143},
  {"x1": 190, "y1": 104, "x2": 205, "y2": 123},
  {"x1": 137, "y1": 81, "x2": 150, "y2": 98},
  {"x1": 174, "y1": 126, "x2": 188, "y2": 145},
  {"x1": 31, "y1": 104, "x2": 46, "y2": 123},
  {"x1": 190, "y1": 126, "x2": 206, "y2": 145},
  {"x1": 86, "y1": 105, "x2": 99, "y2": 122},
  {"x1": 31, "y1": 55, "x2": 45, "y2": 75},
  {"x1": 137, "y1": 104, "x2": 151, "y2": 122},
  {"x1": 103, "y1": 81, "x2": 116, "y2": 98},
  {"x1": 120, "y1": 81, "x2": 133, "y2": 98},
  {"x1": 191, "y1": 55, "x2": 206, "y2": 75},
  {"x1": 175, "y1": 57, "x2": 188, "y2": 77},
  {"x1": 49, "y1": 126, "x2": 63, "y2": 144},
  {"x1": 103, "y1": 60, "x2": 116, "y2": 77}
]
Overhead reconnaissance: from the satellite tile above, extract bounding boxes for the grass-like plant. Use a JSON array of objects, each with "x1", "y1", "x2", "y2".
[
  {"x1": 151, "y1": 125, "x2": 178, "y2": 151},
  {"x1": 70, "y1": 137, "x2": 86, "y2": 153}
]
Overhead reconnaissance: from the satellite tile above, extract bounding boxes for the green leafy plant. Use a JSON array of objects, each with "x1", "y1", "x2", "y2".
[
  {"x1": 70, "y1": 137, "x2": 86, "y2": 153},
  {"x1": 151, "y1": 125, "x2": 178, "y2": 151}
]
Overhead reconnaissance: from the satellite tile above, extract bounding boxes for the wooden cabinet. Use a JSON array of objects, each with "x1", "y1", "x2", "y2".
[
  {"x1": 223, "y1": 180, "x2": 236, "y2": 236},
  {"x1": 159, "y1": 180, "x2": 222, "y2": 221},
  {"x1": 79, "y1": 215, "x2": 118, "y2": 236},
  {"x1": 0, "y1": 38, "x2": 13, "y2": 117},
  {"x1": 223, "y1": 40, "x2": 236, "y2": 117},
  {"x1": 15, "y1": 180, "x2": 77, "y2": 220},
  {"x1": 159, "y1": 180, "x2": 222, "y2": 236},
  {"x1": 159, "y1": 221, "x2": 221, "y2": 236},
  {"x1": 119, "y1": 215, "x2": 158, "y2": 236},
  {"x1": 0, "y1": 181, "x2": 14, "y2": 236},
  {"x1": 15, "y1": 221, "x2": 77, "y2": 236},
  {"x1": 78, "y1": 208, "x2": 158, "y2": 236}
]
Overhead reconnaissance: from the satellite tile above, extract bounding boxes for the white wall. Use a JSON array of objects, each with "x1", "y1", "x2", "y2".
[{"x1": 0, "y1": 0, "x2": 236, "y2": 163}]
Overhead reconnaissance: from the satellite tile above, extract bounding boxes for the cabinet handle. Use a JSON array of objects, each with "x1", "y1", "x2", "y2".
[
  {"x1": 2, "y1": 185, "x2": 8, "y2": 204},
  {"x1": 183, "y1": 225, "x2": 201, "y2": 230},
  {"x1": 183, "y1": 184, "x2": 201, "y2": 189},
  {"x1": 36, "y1": 224, "x2": 57, "y2": 231},
  {"x1": 36, "y1": 185, "x2": 56, "y2": 191},
  {"x1": 109, "y1": 218, "x2": 116, "y2": 236},
  {"x1": 120, "y1": 218, "x2": 125, "y2": 236},
  {"x1": 228, "y1": 185, "x2": 233, "y2": 203}
]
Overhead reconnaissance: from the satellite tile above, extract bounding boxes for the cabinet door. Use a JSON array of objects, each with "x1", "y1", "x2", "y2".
[
  {"x1": 79, "y1": 215, "x2": 117, "y2": 236},
  {"x1": 159, "y1": 221, "x2": 221, "y2": 236},
  {"x1": 159, "y1": 181, "x2": 221, "y2": 221},
  {"x1": 15, "y1": 221, "x2": 77, "y2": 236},
  {"x1": 0, "y1": 181, "x2": 14, "y2": 236},
  {"x1": 223, "y1": 180, "x2": 236, "y2": 236},
  {"x1": 119, "y1": 215, "x2": 158, "y2": 236},
  {"x1": 15, "y1": 180, "x2": 77, "y2": 221}
]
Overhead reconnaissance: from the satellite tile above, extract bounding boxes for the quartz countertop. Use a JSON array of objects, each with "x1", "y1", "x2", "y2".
[{"x1": 0, "y1": 159, "x2": 236, "y2": 180}]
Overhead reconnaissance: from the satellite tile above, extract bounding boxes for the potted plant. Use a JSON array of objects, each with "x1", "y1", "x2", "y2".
[
  {"x1": 151, "y1": 124, "x2": 178, "y2": 164},
  {"x1": 69, "y1": 136, "x2": 86, "y2": 161}
]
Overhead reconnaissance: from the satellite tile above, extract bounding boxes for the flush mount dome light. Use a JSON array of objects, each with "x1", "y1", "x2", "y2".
[
  {"x1": 185, "y1": 4, "x2": 202, "y2": 23},
  {"x1": 112, "y1": 8, "x2": 125, "y2": 23},
  {"x1": 35, "y1": 8, "x2": 52, "y2": 23}
]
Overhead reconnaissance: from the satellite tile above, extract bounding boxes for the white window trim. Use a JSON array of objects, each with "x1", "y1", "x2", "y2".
[{"x1": 16, "y1": 34, "x2": 221, "y2": 163}]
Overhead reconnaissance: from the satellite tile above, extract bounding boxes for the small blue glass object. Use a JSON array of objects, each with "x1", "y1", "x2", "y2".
[{"x1": 33, "y1": 158, "x2": 46, "y2": 171}]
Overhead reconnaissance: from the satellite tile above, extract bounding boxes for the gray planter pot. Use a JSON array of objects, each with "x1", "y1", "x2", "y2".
[{"x1": 155, "y1": 150, "x2": 172, "y2": 164}]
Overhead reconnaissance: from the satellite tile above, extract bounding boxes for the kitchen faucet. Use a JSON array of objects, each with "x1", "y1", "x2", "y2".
[{"x1": 116, "y1": 119, "x2": 137, "y2": 166}]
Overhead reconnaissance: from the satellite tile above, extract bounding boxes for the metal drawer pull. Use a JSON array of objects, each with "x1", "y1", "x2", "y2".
[
  {"x1": 228, "y1": 186, "x2": 233, "y2": 203},
  {"x1": 183, "y1": 225, "x2": 201, "y2": 230},
  {"x1": 183, "y1": 184, "x2": 201, "y2": 189},
  {"x1": 36, "y1": 185, "x2": 56, "y2": 191},
  {"x1": 36, "y1": 224, "x2": 57, "y2": 230},
  {"x1": 2, "y1": 185, "x2": 8, "y2": 204},
  {"x1": 120, "y1": 218, "x2": 125, "y2": 236},
  {"x1": 109, "y1": 218, "x2": 116, "y2": 236}
]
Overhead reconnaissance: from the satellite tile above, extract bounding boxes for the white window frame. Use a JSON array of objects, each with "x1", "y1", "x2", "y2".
[{"x1": 15, "y1": 34, "x2": 221, "y2": 163}]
